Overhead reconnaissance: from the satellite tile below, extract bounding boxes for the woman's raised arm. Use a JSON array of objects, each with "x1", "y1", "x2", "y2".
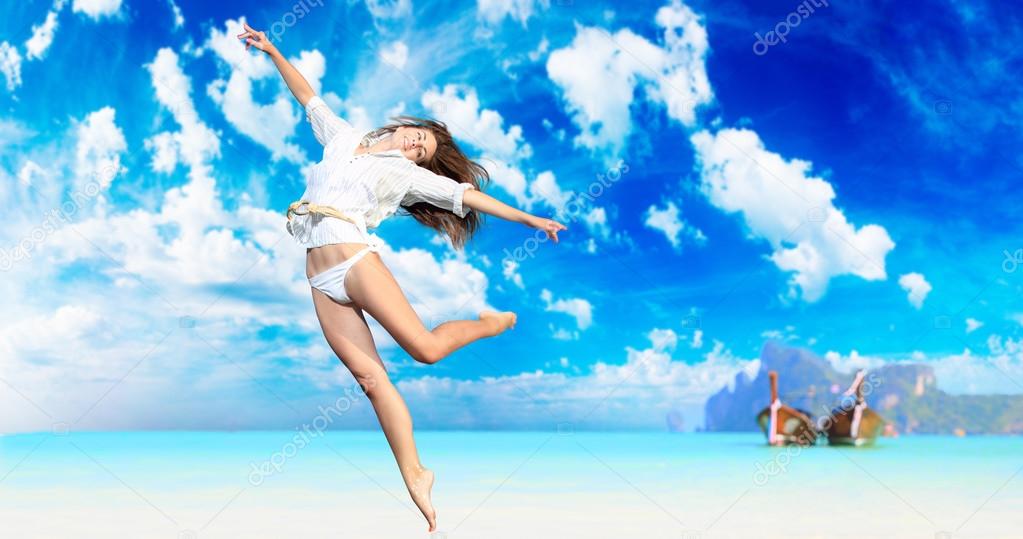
[
  {"x1": 462, "y1": 189, "x2": 568, "y2": 243},
  {"x1": 237, "y1": 21, "x2": 315, "y2": 106}
]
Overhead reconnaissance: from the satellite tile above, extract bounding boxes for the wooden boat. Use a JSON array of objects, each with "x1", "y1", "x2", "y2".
[
  {"x1": 825, "y1": 370, "x2": 885, "y2": 446},
  {"x1": 756, "y1": 371, "x2": 817, "y2": 446}
]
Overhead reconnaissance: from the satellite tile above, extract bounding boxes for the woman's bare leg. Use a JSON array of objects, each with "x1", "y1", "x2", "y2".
[
  {"x1": 345, "y1": 251, "x2": 516, "y2": 365},
  {"x1": 310, "y1": 287, "x2": 437, "y2": 531}
]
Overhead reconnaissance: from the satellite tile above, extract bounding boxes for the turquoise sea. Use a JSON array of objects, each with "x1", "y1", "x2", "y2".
[{"x1": 2, "y1": 431, "x2": 1020, "y2": 538}]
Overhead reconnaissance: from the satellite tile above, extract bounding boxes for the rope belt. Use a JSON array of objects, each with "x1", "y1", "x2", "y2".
[
  {"x1": 286, "y1": 200, "x2": 359, "y2": 226},
  {"x1": 286, "y1": 200, "x2": 384, "y2": 251}
]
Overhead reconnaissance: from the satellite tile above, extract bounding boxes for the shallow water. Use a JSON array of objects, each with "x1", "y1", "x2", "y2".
[{"x1": 2, "y1": 431, "x2": 1020, "y2": 538}]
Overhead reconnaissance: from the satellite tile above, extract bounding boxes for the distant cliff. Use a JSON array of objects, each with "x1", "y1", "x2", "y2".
[{"x1": 704, "y1": 341, "x2": 1023, "y2": 435}]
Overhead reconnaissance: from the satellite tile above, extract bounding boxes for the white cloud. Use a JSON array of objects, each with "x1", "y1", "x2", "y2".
[
  {"x1": 828, "y1": 336, "x2": 1023, "y2": 396},
  {"x1": 168, "y1": 0, "x2": 184, "y2": 28},
  {"x1": 528, "y1": 36, "x2": 549, "y2": 62},
  {"x1": 648, "y1": 327, "x2": 678, "y2": 351},
  {"x1": 645, "y1": 202, "x2": 681, "y2": 244},
  {"x1": 550, "y1": 325, "x2": 578, "y2": 341},
  {"x1": 690, "y1": 328, "x2": 703, "y2": 349},
  {"x1": 290, "y1": 49, "x2": 326, "y2": 95},
  {"x1": 965, "y1": 318, "x2": 983, "y2": 333},
  {"x1": 144, "y1": 47, "x2": 221, "y2": 174},
  {"x1": 205, "y1": 18, "x2": 308, "y2": 164},
  {"x1": 373, "y1": 244, "x2": 492, "y2": 331},
  {"x1": 75, "y1": 107, "x2": 127, "y2": 191},
  {"x1": 583, "y1": 207, "x2": 610, "y2": 240},
  {"x1": 0, "y1": 41, "x2": 22, "y2": 91},
  {"x1": 396, "y1": 328, "x2": 756, "y2": 430},
  {"x1": 144, "y1": 132, "x2": 177, "y2": 173},
  {"x1": 379, "y1": 41, "x2": 409, "y2": 70},
  {"x1": 546, "y1": 1, "x2": 712, "y2": 156},
  {"x1": 72, "y1": 0, "x2": 122, "y2": 19},
  {"x1": 17, "y1": 160, "x2": 45, "y2": 187},
  {"x1": 479, "y1": 157, "x2": 529, "y2": 206},
  {"x1": 0, "y1": 305, "x2": 103, "y2": 361},
  {"x1": 421, "y1": 84, "x2": 531, "y2": 164},
  {"x1": 644, "y1": 201, "x2": 706, "y2": 249},
  {"x1": 540, "y1": 288, "x2": 593, "y2": 330},
  {"x1": 502, "y1": 258, "x2": 524, "y2": 289},
  {"x1": 422, "y1": 83, "x2": 569, "y2": 213},
  {"x1": 824, "y1": 350, "x2": 887, "y2": 374},
  {"x1": 650, "y1": 0, "x2": 711, "y2": 125},
  {"x1": 0, "y1": 118, "x2": 33, "y2": 145},
  {"x1": 38, "y1": 47, "x2": 293, "y2": 302},
  {"x1": 898, "y1": 272, "x2": 931, "y2": 309},
  {"x1": 365, "y1": 0, "x2": 412, "y2": 21},
  {"x1": 527, "y1": 170, "x2": 570, "y2": 214},
  {"x1": 0, "y1": 299, "x2": 318, "y2": 432},
  {"x1": 339, "y1": 99, "x2": 375, "y2": 134},
  {"x1": 541, "y1": 117, "x2": 565, "y2": 141},
  {"x1": 929, "y1": 345, "x2": 1023, "y2": 395},
  {"x1": 690, "y1": 127, "x2": 895, "y2": 302},
  {"x1": 580, "y1": 205, "x2": 634, "y2": 252},
  {"x1": 477, "y1": 0, "x2": 550, "y2": 26},
  {"x1": 25, "y1": 10, "x2": 59, "y2": 60},
  {"x1": 546, "y1": 26, "x2": 648, "y2": 156}
]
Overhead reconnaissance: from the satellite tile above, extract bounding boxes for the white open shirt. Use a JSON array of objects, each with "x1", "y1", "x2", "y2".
[{"x1": 286, "y1": 95, "x2": 476, "y2": 249}]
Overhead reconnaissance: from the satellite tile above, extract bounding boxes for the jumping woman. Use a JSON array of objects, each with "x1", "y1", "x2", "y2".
[{"x1": 237, "y1": 22, "x2": 567, "y2": 532}]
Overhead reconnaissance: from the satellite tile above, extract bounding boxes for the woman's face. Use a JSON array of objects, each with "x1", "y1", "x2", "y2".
[{"x1": 393, "y1": 126, "x2": 438, "y2": 165}]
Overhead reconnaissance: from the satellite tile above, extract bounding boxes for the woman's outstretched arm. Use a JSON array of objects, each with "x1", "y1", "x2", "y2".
[
  {"x1": 237, "y1": 21, "x2": 315, "y2": 106},
  {"x1": 463, "y1": 189, "x2": 568, "y2": 243}
]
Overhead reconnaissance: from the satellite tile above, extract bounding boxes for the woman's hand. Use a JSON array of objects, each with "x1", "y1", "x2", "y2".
[
  {"x1": 526, "y1": 215, "x2": 568, "y2": 243},
  {"x1": 237, "y1": 21, "x2": 278, "y2": 56},
  {"x1": 236, "y1": 20, "x2": 314, "y2": 105}
]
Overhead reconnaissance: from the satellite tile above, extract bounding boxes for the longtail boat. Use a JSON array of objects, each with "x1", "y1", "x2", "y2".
[
  {"x1": 825, "y1": 370, "x2": 885, "y2": 446},
  {"x1": 756, "y1": 371, "x2": 817, "y2": 446}
]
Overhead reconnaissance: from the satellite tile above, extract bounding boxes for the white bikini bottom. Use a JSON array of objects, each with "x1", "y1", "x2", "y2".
[{"x1": 308, "y1": 244, "x2": 381, "y2": 304}]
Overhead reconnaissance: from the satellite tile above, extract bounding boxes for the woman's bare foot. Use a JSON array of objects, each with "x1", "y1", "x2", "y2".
[
  {"x1": 406, "y1": 467, "x2": 437, "y2": 532},
  {"x1": 479, "y1": 310, "x2": 517, "y2": 334}
]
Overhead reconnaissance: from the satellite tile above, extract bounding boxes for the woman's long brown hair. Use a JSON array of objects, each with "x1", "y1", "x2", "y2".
[{"x1": 364, "y1": 116, "x2": 489, "y2": 250}]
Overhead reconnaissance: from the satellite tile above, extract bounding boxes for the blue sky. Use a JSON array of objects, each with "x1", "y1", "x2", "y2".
[{"x1": 1, "y1": 0, "x2": 1021, "y2": 432}]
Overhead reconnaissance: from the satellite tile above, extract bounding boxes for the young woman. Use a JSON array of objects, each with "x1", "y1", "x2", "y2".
[{"x1": 238, "y1": 22, "x2": 567, "y2": 532}]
